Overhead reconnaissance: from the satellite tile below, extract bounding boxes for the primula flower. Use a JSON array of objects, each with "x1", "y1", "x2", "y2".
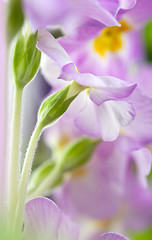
[
  {"x1": 38, "y1": 29, "x2": 136, "y2": 141},
  {"x1": 45, "y1": 0, "x2": 152, "y2": 144},
  {"x1": 56, "y1": 0, "x2": 152, "y2": 78},
  {"x1": 54, "y1": 136, "x2": 152, "y2": 237}
]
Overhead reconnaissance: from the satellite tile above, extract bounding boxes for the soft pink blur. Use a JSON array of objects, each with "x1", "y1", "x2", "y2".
[{"x1": 0, "y1": 0, "x2": 6, "y2": 212}]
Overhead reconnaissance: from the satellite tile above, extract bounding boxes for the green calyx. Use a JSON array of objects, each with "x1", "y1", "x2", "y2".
[
  {"x1": 59, "y1": 137, "x2": 101, "y2": 172},
  {"x1": 27, "y1": 137, "x2": 101, "y2": 198},
  {"x1": 28, "y1": 160, "x2": 63, "y2": 196},
  {"x1": 38, "y1": 82, "x2": 84, "y2": 128},
  {"x1": 13, "y1": 31, "x2": 41, "y2": 89}
]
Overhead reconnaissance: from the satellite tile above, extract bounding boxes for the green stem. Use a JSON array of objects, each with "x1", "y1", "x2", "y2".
[
  {"x1": 14, "y1": 123, "x2": 43, "y2": 234},
  {"x1": 8, "y1": 86, "x2": 23, "y2": 226},
  {"x1": 27, "y1": 163, "x2": 62, "y2": 201}
]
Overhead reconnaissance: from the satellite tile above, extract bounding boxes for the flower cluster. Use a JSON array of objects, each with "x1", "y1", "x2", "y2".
[{"x1": 1, "y1": 0, "x2": 152, "y2": 240}]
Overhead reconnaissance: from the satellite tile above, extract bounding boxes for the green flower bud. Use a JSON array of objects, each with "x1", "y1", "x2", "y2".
[
  {"x1": 7, "y1": 0, "x2": 24, "y2": 42},
  {"x1": 59, "y1": 137, "x2": 101, "y2": 172},
  {"x1": 28, "y1": 160, "x2": 63, "y2": 196},
  {"x1": 13, "y1": 32, "x2": 41, "y2": 89},
  {"x1": 38, "y1": 81, "x2": 84, "y2": 128}
]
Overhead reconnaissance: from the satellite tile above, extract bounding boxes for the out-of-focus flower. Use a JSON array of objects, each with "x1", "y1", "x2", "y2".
[
  {"x1": 38, "y1": 29, "x2": 136, "y2": 141},
  {"x1": 23, "y1": 197, "x2": 79, "y2": 240},
  {"x1": 23, "y1": 0, "x2": 123, "y2": 32},
  {"x1": 53, "y1": 136, "x2": 152, "y2": 238}
]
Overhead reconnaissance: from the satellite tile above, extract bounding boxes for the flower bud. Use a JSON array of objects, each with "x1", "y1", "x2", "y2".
[
  {"x1": 59, "y1": 137, "x2": 101, "y2": 172},
  {"x1": 38, "y1": 82, "x2": 84, "y2": 128},
  {"x1": 28, "y1": 160, "x2": 63, "y2": 195},
  {"x1": 13, "y1": 31, "x2": 41, "y2": 88}
]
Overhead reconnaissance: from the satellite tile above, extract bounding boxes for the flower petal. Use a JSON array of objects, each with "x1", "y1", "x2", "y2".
[
  {"x1": 89, "y1": 76, "x2": 136, "y2": 105},
  {"x1": 37, "y1": 30, "x2": 72, "y2": 71},
  {"x1": 62, "y1": 64, "x2": 136, "y2": 92},
  {"x1": 74, "y1": 95, "x2": 101, "y2": 138},
  {"x1": 58, "y1": 213, "x2": 79, "y2": 240},
  {"x1": 71, "y1": 0, "x2": 120, "y2": 27},
  {"x1": 122, "y1": 0, "x2": 152, "y2": 26},
  {"x1": 23, "y1": 0, "x2": 69, "y2": 29},
  {"x1": 98, "y1": 101, "x2": 135, "y2": 141},
  {"x1": 99, "y1": 233, "x2": 130, "y2": 240},
  {"x1": 119, "y1": 0, "x2": 136, "y2": 9},
  {"x1": 125, "y1": 88, "x2": 152, "y2": 144},
  {"x1": 24, "y1": 197, "x2": 61, "y2": 240},
  {"x1": 132, "y1": 148, "x2": 152, "y2": 187}
]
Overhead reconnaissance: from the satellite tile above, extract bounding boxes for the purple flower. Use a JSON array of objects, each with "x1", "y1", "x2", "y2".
[
  {"x1": 38, "y1": 29, "x2": 136, "y2": 141},
  {"x1": 23, "y1": 197, "x2": 79, "y2": 240},
  {"x1": 56, "y1": 0, "x2": 152, "y2": 79},
  {"x1": 54, "y1": 136, "x2": 152, "y2": 234}
]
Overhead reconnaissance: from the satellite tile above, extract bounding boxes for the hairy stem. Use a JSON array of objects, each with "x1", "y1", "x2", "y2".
[
  {"x1": 14, "y1": 123, "x2": 43, "y2": 234},
  {"x1": 8, "y1": 86, "x2": 23, "y2": 226}
]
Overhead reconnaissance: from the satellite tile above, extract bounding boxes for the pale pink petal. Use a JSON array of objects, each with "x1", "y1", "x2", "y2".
[
  {"x1": 99, "y1": 233, "x2": 130, "y2": 240},
  {"x1": 37, "y1": 30, "x2": 72, "y2": 70},
  {"x1": 24, "y1": 197, "x2": 61, "y2": 240},
  {"x1": 66, "y1": 91, "x2": 86, "y2": 119},
  {"x1": 98, "y1": 101, "x2": 135, "y2": 141},
  {"x1": 23, "y1": 0, "x2": 120, "y2": 30},
  {"x1": 40, "y1": 54, "x2": 68, "y2": 90},
  {"x1": 74, "y1": 96, "x2": 101, "y2": 138},
  {"x1": 71, "y1": 0, "x2": 120, "y2": 27},
  {"x1": 122, "y1": 0, "x2": 152, "y2": 26},
  {"x1": 89, "y1": 76, "x2": 136, "y2": 105},
  {"x1": 23, "y1": 0, "x2": 69, "y2": 30},
  {"x1": 58, "y1": 213, "x2": 79, "y2": 240},
  {"x1": 132, "y1": 148, "x2": 152, "y2": 187},
  {"x1": 62, "y1": 64, "x2": 136, "y2": 92},
  {"x1": 125, "y1": 88, "x2": 152, "y2": 144},
  {"x1": 119, "y1": 0, "x2": 136, "y2": 9}
]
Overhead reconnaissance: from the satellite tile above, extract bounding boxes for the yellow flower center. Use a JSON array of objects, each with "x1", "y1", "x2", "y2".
[{"x1": 93, "y1": 20, "x2": 132, "y2": 57}]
